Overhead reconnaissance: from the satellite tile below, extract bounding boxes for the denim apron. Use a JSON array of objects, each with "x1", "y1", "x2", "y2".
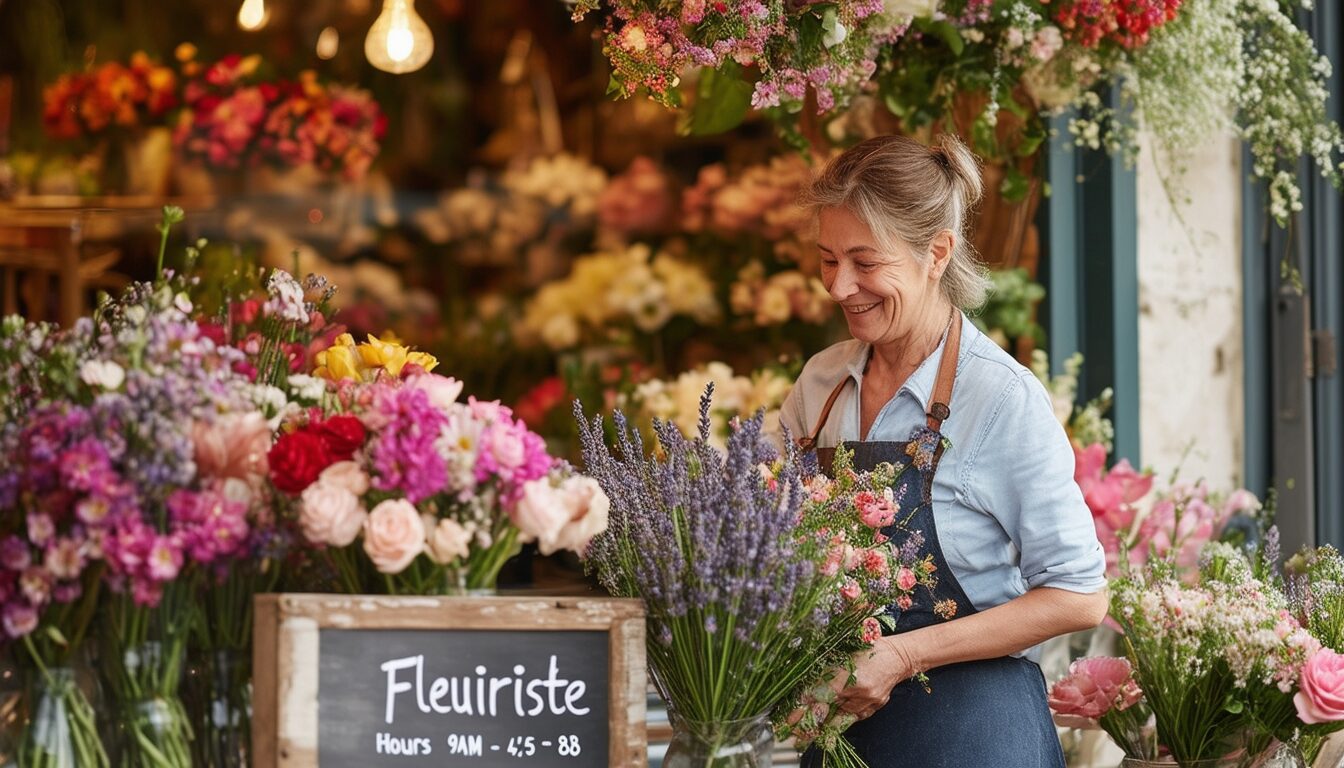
[{"x1": 797, "y1": 314, "x2": 1064, "y2": 768}]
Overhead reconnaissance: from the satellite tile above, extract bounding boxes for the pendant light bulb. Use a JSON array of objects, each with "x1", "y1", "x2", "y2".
[
  {"x1": 316, "y1": 26, "x2": 340, "y2": 60},
  {"x1": 237, "y1": 0, "x2": 269, "y2": 31},
  {"x1": 364, "y1": 0, "x2": 433, "y2": 74}
]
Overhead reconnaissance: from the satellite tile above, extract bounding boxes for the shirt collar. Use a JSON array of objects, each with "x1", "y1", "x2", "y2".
[{"x1": 842, "y1": 313, "x2": 971, "y2": 411}]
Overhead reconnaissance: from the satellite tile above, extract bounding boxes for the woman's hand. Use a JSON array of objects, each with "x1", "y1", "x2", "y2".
[{"x1": 833, "y1": 636, "x2": 918, "y2": 721}]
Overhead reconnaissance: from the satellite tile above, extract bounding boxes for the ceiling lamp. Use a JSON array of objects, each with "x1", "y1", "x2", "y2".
[
  {"x1": 237, "y1": 0, "x2": 270, "y2": 30},
  {"x1": 364, "y1": 0, "x2": 433, "y2": 74}
]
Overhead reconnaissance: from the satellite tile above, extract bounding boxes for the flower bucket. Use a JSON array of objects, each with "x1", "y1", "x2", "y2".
[{"x1": 121, "y1": 128, "x2": 173, "y2": 197}]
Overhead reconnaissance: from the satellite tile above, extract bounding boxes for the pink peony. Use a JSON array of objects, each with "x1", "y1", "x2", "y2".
[
  {"x1": 1295, "y1": 649, "x2": 1344, "y2": 724},
  {"x1": 363, "y1": 500, "x2": 425, "y2": 574},
  {"x1": 1048, "y1": 657, "x2": 1141, "y2": 721},
  {"x1": 299, "y1": 482, "x2": 367, "y2": 547},
  {"x1": 423, "y1": 516, "x2": 471, "y2": 565},
  {"x1": 193, "y1": 412, "x2": 272, "y2": 481}
]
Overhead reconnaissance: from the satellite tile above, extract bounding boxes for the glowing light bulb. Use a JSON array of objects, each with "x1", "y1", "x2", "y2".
[
  {"x1": 237, "y1": 0, "x2": 269, "y2": 30},
  {"x1": 364, "y1": 0, "x2": 433, "y2": 74},
  {"x1": 316, "y1": 26, "x2": 340, "y2": 60}
]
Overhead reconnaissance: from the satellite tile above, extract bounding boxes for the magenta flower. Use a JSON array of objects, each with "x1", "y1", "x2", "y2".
[{"x1": 146, "y1": 535, "x2": 183, "y2": 582}]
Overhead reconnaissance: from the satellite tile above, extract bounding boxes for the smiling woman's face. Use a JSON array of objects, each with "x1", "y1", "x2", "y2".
[{"x1": 817, "y1": 206, "x2": 940, "y2": 347}]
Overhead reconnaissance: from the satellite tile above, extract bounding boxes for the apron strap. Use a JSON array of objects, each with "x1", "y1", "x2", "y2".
[
  {"x1": 795, "y1": 307, "x2": 963, "y2": 451},
  {"x1": 796, "y1": 376, "x2": 852, "y2": 452},
  {"x1": 926, "y1": 308, "x2": 961, "y2": 433}
]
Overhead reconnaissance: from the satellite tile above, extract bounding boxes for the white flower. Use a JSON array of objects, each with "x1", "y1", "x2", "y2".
[
  {"x1": 884, "y1": 0, "x2": 939, "y2": 18},
  {"x1": 824, "y1": 20, "x2": 848, "y2": 48},
  {"x1": 264, "y1": 271, "x2": 309, "y2": 324},
  {"x1": 79, "y1": 360, "x2": 125, "y2": 390},
  {"x1": 286, "y1": 374, "x2": 328, "y2": 403}
]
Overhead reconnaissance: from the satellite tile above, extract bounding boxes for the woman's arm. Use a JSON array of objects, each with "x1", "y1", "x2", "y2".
[{"x1": 835, "y1": 586, "x2": 1107, "y2": 718}]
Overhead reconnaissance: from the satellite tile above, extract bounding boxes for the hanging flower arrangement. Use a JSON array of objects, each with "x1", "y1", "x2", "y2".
[{"x1": 573, "y1": 0, "x2": 1343, "y2": 223}]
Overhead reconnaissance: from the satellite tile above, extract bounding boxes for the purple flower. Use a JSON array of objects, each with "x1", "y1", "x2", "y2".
[
  {"x1": 0, "y1": 537, "x2": 30, "y2": 571},
  {"x1": 2, "y1": 600, "x2": 38, "y2": 638}
]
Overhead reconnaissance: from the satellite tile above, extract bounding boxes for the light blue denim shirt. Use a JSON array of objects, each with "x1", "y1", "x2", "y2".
[{"x1": 781, "y1": 313, "x2": 1106, "y2": 659}]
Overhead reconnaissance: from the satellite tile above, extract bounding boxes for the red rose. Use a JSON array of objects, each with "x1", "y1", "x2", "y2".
[
  {"x1": 268, "y1": 430, "x2": 333, "y2": 495},
  {"x1": 286, "y1": 342, "x2": 308, "y2": 373},
  {"x1": 195, "y1": 320, "x2": 228, "y2": 346},
  {"x1": 313, "y1": 415, "x2": 366, "y2": 461}
]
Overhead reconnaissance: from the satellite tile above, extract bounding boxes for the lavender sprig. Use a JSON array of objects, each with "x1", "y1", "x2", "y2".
[{"x1": 574, "y1": 386, "x2": 872, "y2": 727}]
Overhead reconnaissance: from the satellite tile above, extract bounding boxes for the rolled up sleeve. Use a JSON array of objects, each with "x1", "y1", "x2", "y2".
[
  {"x1": 961, "y1": 371, "x2": 1106, "y2": 594},
  {"x1": 780, "y1": 384, "x2": 806, "y2": 442}
]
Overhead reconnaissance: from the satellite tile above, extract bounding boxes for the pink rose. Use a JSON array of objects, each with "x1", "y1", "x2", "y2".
[
  {"x1": 423, "y1": 515, "x2": 471, "y2": 565},
  {"x1": 1296, "y1": 649, "x2": 1344, "y2": 724},
  {"x1": 363, "y1": 500, "x2": 425, "y2": 574},
  {"x1": 511, "y1": 481, "x2": 570, "y2": 547},
  {"x1": 318, "y1": 461, "x2": 371, "y2": 496},
  {"x1": 861, "y1": 617, "x2": 882, "y2": 644},
  {"x1": 896, "y1": 567, "x2": 917, "y2": 592},
  {"x1": 406, "y1": 373, "x2": 464, "y2": 413},
  {"x1": 512, "y1": 476, "x2": 610, "y2": 556},
  {"x1": 193, "y1": 412, "x2": 272, "y2": 481},
  {"x1": 545, "y1": 477, "x2": 610, "y2": 556},
  {"x1": 1048, "y1": 657, "x2": 1141, "y2": 721},
  {"x1": 896, "y1": 595, "x2": 913, "y2": 611},
  {"x1": 859, "y1": 497, "x2": 896, "y2": 529},
  {"x1": 487, "y1": 428, "x2": 526, "y2": 471},
  {"x1": 840, "y1": 580, "x2": 862, "y2": 601},
  {"x1": 299, "y1": 482, "x2": 367, "y2": 547}
]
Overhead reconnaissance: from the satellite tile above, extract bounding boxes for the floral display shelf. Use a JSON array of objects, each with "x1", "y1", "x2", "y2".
[{"x1": 0, "y1": 194, "x2": 218, "y2": 325}]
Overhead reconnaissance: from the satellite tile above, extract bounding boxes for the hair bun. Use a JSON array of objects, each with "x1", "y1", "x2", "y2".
[{"x1": 934, "y1": 134, "x2": 983, "y2": 209}]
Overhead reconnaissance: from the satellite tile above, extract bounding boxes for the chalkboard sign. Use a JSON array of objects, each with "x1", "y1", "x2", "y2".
[{"x1": 253, "y1": 594, "x2": 647, "y2": 768}]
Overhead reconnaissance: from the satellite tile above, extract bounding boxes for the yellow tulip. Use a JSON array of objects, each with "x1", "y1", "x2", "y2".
[
  {"x1": 314, "y1": 341, "x2": 364, "y2": 381},
  {"x1": 356, "y1": 334, "x2": 409, "y2": 375},
  {"x1": 406, "y1": 351, "x2": 439, "y2": 374}
]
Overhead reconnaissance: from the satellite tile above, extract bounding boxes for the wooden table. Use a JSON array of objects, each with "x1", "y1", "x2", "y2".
[{"x1": 0, "y1": 194, "x2": 217, "y2": 325}]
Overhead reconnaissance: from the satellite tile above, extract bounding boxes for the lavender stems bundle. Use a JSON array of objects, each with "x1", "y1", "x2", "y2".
[{"x1": 575, "y1": 387, "x2": 852, "y2": 727}]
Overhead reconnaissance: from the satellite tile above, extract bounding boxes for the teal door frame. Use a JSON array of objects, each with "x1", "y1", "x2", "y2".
[
  {"x1": 1243, "y1": 2, "x2": 1343, "y2": 553},
  {"x1": 1039, "y1": 100, "x2": 1141, "y2": 466}
]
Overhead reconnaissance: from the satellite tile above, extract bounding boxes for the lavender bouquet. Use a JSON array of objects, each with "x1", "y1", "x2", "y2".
[{"x1": 575, "y1": 386, "x2": 903, "y2": 767}]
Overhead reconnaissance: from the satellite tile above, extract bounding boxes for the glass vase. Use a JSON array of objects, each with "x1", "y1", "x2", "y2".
[
  {"x1": 17, "y1": 666, "x2": 108, "y2": 768},
  {"x1": 1121, "y1": 754, "x2": 1250, "y2": 768},
  {"x1": 103, "y1": 642, "x2": 192, "y2": 768},
  {"x1": 1121, "y1": 744, "x2": 1310, "y2": 768},
  {"x1": 183, "y1": 649, "x2": 250, "y2": 768},
  {"x1": 664, "y1": 713, "x2": 775, "y2": 768}
]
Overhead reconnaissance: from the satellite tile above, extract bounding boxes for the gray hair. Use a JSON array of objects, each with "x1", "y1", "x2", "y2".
[{"x1": 800, "y1": 134, "x2": 991, "y2": 311}]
